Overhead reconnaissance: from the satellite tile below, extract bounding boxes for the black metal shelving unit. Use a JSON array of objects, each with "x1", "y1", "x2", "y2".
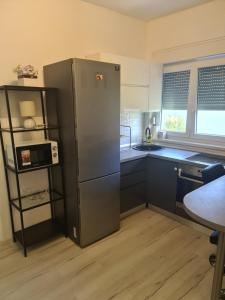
[{"x1": 0, "y1": 85, "x2": 67, "y2": 256}]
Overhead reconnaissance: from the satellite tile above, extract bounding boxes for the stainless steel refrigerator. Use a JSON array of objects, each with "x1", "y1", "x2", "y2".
[{"x1": 44, "y1": 58, "x2": 120, "y2": 247}]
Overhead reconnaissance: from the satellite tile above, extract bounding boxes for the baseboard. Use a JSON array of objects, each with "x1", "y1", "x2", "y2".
[
  {"x1": 120, "y1": 204, "x2": 146, "y2": 219},
  {"x1": 148, "y1": 205, "x2": 211, "y2": 236}
]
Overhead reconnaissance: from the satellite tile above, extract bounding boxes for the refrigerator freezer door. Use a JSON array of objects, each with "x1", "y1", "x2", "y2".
[
  {"x1": 79, "y1": 172, "x2": 120, "y2": 247},
  {"x1": 73, "y1": 59, "x2": 120, "y2": 182}
]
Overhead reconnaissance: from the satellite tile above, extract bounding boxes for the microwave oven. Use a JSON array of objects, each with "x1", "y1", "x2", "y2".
[{"x1": 6, "y1": 140, "x2": 59, "y2": 171}]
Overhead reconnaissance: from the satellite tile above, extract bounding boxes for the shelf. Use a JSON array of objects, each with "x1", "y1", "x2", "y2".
[
  {"x1": 1, "y1": 126, "x2": 59, "y2": 133},
  {"x1": 14, "y1": 219, "x2": 63, "y2": 248},
  {"x1": 11, "y1": 190, "x2": 63, "y2": 212},
  {"x1": 5, "y1": 163, "x2": 60, "y2": 174},
  {"x1": 0, "y1": 84, "x2": 66, "y2": 256},
  {"x1": 0, "y1": 85, "x2": 57, "y2": 92}
]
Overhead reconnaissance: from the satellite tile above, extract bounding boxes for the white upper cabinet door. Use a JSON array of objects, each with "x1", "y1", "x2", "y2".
[
  {"x1": 122, "y1": 57, "x2": 150, "y2": 86},
  {"x1": 149, "y1": 63, "x2": 163, "y2": 111},
  {"x1": 86, "y1": 53, "x2": 162, "y2": 112},
  {"x1": 86, "y1": 53, "x2": 150, "y2": 86},
  {"x1": 121, "y1": 86, "x2": 149, "y2": 112}
]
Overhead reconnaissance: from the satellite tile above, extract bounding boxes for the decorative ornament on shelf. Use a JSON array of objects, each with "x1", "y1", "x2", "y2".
[{"x1": 14, "y1": 65, "x2": 39, "y2": 87}]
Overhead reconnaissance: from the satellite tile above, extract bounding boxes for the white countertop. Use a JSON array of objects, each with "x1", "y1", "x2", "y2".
[{"x1": 120, "y1": 147, "x2": 198, "y2": 164}]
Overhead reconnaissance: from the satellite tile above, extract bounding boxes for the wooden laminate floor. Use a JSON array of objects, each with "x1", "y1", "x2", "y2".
[{"x1": 0, "y1": 209, "x2": 215, "y2": 300}]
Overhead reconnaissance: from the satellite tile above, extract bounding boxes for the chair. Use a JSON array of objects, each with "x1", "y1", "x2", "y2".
[{"x1": 201, "y1": 163, "x2": 225, "y2": 267}]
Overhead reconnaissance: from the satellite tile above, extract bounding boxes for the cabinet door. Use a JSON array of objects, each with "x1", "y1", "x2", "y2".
[
  {"x1": 147, "y1": 158, "x2": 177, "y2": 213},
  {"x1": 121, "y1": 86, "x2": 149, "y2": 112},
  {"x1": 149, "y1": 63, "x2": 163, "y2": 111},
  {"x1": 101, "y1": 54, "x2": 150, "y2": 86},
  {"x1": 87, "y1": 53, "x2": 150, "y2": 86},
  {"x1": 119, "y1": 57, "x2": 150, "y2": 86}
]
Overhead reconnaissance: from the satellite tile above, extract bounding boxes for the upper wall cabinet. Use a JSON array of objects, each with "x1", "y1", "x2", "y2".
[
  {"x1": 86, "y1": 53, "x2": 162, "y2": 112},
  {"x1": 121, "y1": 86, "x2": 149, "y2": 112},
  {"x1": 149, "y1": 63, "x2": 163, "y2": 112},
  {"x1": 87, "y1": 53, "x2": 150, "y2": 86}
]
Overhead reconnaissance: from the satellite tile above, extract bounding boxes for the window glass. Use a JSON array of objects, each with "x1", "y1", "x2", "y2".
[
  {"x1": 161, "y1": 110, "x2": 187, "y2": 133},
  {"x1": 161, "y1": 71, "x2": 190, "y2": 133},
  {"x1": 196, "y1": 65, "x2": 225, "y2": 136}
]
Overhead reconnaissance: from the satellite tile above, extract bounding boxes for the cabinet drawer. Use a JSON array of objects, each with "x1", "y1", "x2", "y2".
[
  {"x1": 121, "y1": 159, "x2": 146, "y2": 176},
  {"x1": 120, "y1": 171, "x2": 145, "y2": 189},
  {"x1": 120, "y1": 183, "x2": 146, "y2": 213}
]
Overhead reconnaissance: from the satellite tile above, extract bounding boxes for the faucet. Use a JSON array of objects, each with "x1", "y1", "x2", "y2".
[{"x1": 145, "y1": 127, "x2": 152, "y2": 144}]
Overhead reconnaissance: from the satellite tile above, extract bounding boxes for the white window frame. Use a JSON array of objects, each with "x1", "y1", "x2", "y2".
[{"x1": 162, "y1": 57, "x2": 225, "y2": 147}]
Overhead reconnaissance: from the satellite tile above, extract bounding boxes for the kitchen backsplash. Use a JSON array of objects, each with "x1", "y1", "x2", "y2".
[
  {"x1": 120, "y1": 110, "x2": 144, "y2": 147},
  {"x1": 120, "y1": 111, "x2": 160, "y2": 148}
]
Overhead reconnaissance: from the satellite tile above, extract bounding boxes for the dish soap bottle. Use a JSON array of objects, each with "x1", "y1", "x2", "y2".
[{"x1": 145, "y1": 126, "x2": 152, "y2": 144}]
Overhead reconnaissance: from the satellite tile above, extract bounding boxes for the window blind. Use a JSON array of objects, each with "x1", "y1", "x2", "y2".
[
  {"x1": 162, "y1": 70, "x2": 190, "y2": 110},
  {"x1": 198, "y1": 65, "x2": 225, "y2": 110}
]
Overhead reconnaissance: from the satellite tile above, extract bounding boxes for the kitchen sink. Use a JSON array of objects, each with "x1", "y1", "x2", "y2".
[{"x1": 132, "y1": 144, "x2": 162, "y2": 151}]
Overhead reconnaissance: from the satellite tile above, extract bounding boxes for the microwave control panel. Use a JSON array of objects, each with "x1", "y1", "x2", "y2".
[{"x1": 51, "y1": 141, "x2": 59, "y2": 165}]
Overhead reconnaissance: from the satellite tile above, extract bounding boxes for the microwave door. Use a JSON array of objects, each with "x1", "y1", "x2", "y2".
[{"x1": 16, "y1": 143, "x2": 52, "y2": 170}]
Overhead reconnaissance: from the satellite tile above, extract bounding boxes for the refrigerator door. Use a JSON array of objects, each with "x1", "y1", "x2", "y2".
[
  {"x1": 73, "y1": 59, "x2": 120, "y2": 182},
  {"x1": 79, "y1": 172, "x2": 120, "y2": 247}
]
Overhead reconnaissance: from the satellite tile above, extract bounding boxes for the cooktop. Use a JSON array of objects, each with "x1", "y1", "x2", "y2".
[{"x1": 186, "y1": 153, "x2": 225, "y2": 165}]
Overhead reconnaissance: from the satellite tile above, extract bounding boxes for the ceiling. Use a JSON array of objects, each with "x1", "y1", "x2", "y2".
[{"x1": 82, "y1": 0, "x2": 213, "y2": 21}]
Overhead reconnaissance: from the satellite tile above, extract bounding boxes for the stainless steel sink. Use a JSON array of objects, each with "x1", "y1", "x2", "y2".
[{"x1": 132, "y1": 144, "x2": 162, "y2": 151}]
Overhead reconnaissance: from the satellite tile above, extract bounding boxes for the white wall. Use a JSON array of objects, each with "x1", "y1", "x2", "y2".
[
  {"x1": 147, "y1": 0, "x2": 225, "y2": 63},
  {"x1": 0, "y1": 0, "x2": 147, "y2": 241},
  {"x1": 0, "y1": 0, "x2": 147, "y2": 85}
]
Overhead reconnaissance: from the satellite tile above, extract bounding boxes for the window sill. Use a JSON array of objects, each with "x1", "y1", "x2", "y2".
[{"x1": 154, "y1": 138, "x2": 225, "y2": 157}]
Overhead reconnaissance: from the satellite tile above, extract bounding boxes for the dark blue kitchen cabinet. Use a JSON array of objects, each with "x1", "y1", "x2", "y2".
[
  {"x1": 120, "y1": 159, "x2": 147, "y2": 213},
  {"x1": 147, "y1": 158, "x2": 178, "y2": 213}
]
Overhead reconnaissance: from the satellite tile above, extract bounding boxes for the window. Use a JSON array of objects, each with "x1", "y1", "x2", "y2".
[
  {"x1": 161, "y1": 70, "x2": 190, "y2": 133},
  {"x1": 160, "y1": 58, "x2": 225, "y2": 145},
  {"x1": 196, "y1": 65, "x2": 225, "y2": 136}
]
